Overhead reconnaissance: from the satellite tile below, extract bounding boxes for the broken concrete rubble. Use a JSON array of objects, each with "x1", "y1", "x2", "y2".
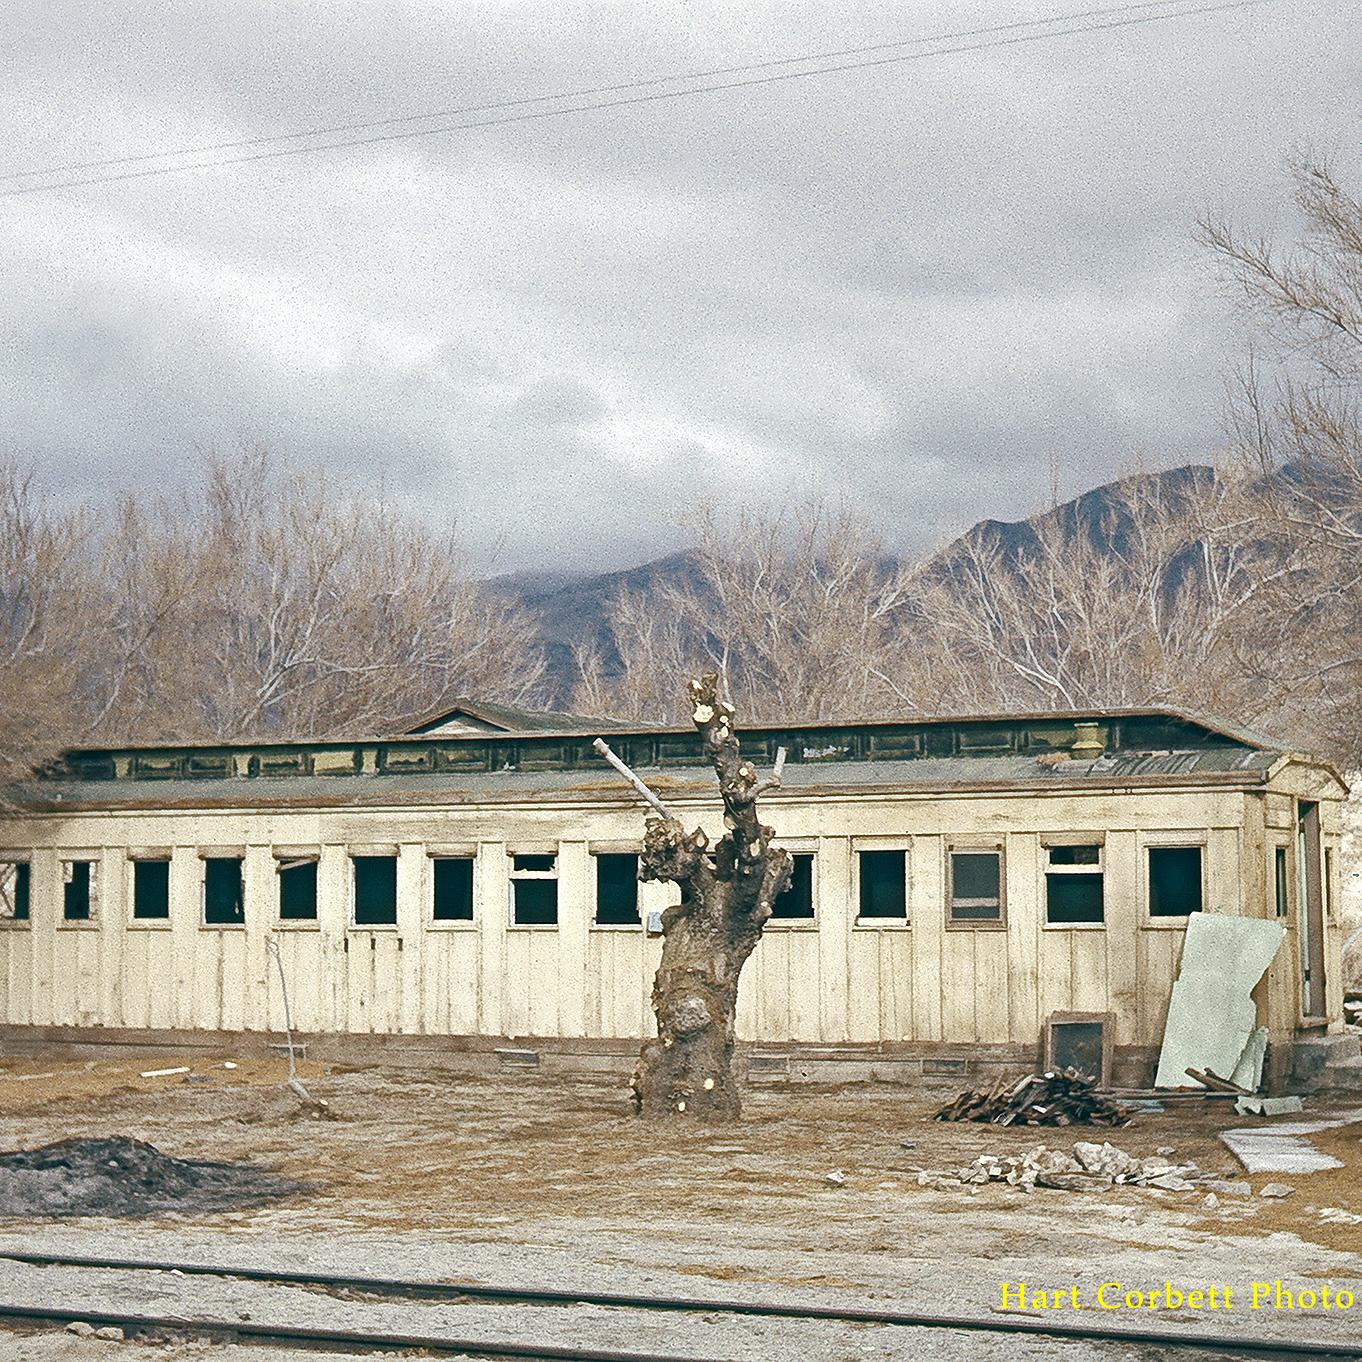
[{"x1": 933, "y1": 1140, "x2": 1221, "y2": 1194}]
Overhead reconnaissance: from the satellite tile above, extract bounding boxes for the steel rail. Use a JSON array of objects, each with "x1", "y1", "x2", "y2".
[{"x1": 0, "y1": 1250, "x2": 1359, "y2": 1359}]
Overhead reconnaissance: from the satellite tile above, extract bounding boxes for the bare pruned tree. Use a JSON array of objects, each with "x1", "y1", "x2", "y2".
[{"x1": 628, "y1": 673, "x2": 791, "y2": 1121}]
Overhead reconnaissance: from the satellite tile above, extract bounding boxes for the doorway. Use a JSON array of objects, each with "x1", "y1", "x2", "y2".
[{"x1": 1296, "y1": 801, "x2": 1327, "y2": 1020}]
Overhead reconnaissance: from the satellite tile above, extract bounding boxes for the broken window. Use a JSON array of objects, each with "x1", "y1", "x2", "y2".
[
  {"x1": 1148, "y1": 845, "x2": 1202, "y2": 917},
  {"x1": 62, "y1": 860, "x2": 99, "y2": 922},
  {"x1": 277, "y1": 856, "x2": 318, "y2": 920},
  {"x1": 771, "y1": 853, "x2": 814, "y2": 920},
  {"x1": 1044, "y1": 842, "x2": 1104, "y2": 924},
  {"x1": 594, "y1": 852, "x2": 640, "y2": 926},
  {"x1": 947, "y1": 846, "x2": 1004, "y2": 925},
  {"x1": 352, "y1": 855, "x2": 397, "y2": 925},
  {"x1": 202, "y1": 857, "x2": 245, "y2": 926},
  {"x1": 857, "y1": 850, "x2": 906, "y2": 920},
  {"x1": 0, "y1": 861, "x2": 31, "y2": 921},
  {"x1": 432, "y1": 857, "x2": 474, "y2": 922},
  {"x1": 132, "y1": 858, "x2": 170, "y2": 919},
  {"x1": 510, "y1": 852, "x2": 558, "y2": 926}
]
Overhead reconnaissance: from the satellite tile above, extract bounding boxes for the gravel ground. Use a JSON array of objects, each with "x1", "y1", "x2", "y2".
[{"x1": 0, "y1": 1055, "x2": 1357, "y2": 1360}]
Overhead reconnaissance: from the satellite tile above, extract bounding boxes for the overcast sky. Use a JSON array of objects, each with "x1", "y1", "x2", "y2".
[{"x1": 3, "y1": 1, "x2": 1358, "y2": 574}]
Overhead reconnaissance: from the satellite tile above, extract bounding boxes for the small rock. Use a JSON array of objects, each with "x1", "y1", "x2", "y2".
[
  {"x1": 1320, "y1": 1207, "x2": 1362, "y2": 1225},
  {"x1": 1201, "y1": 1193, "x2": 1219, "y2": 1210},
  {"x1": 1260, "y1": 1183, "x2": 1296, "y2": 1199},
  {"x1": 899, "y1": 1139, "x2": 917, "y2": 1149},
  {"x1": 825, "y1": 1169, "x2": 846, "y2": 1186},
  {"x1": 66, "y1": 1322, "x2": 97, "y2": 1337},
  {"x1": 1156, "y1": 1145, "x2": 1176, "y2": 1156},
  {"x1": 94, "y1": 1326, "x2": 124, "y2": 1341}
]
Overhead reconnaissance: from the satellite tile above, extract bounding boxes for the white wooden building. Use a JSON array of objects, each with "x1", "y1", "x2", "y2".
[{"x1": 0, "y1": 703, "x2": 1350, "y2": 1088}]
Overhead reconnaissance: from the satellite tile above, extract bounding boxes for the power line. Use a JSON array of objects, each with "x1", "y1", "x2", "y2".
[
  {"x1": 0, "y1": 0, "x2": 1230, "y2": 185},
  {"x1": 2, "y1": 0, "x2": 1277, "y2": 199}
]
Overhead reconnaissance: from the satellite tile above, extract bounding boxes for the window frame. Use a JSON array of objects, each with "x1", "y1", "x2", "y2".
[
  {"x1": 429, "y1": 853, "x2": 476, "y2": 927},
  {"x1": 1141, "y1": 836, "x2": 1207, "y2": 926},
  {"x1": 1041, "y1": 836, "x2": 1106, "y2": 930},
  {"x1": 590, "y1": 848, "x2": 642, "y2": 930},
  {"x1": 508, "y1": 849, "x2": 560, "y2": 929},
  {"x1": 350, "y1": 850, "x2": 399, "y2": 928},
  {"x1": 766, "y1": 846, "x2": 817, "y2": 928},
  {"x1": 0, "y1": 857, "x2": 32, "y2": 927},
  {"x1": 852, "y1": 841, "x2": 910, "y2": 928},
  {"x1": 128, "y1": 853, "x2": 172, "y2": 926},
  {"x1": 200, "y1": 852, "x2": 246, "y2": 929},
  {"x1": 945, "y1": 841, "x2": 1007, "y2": 930},
  {"x1": 275, "y1": 850, "x2": 321, "y2": 927},
  {"x1": 59, "y1": 854, "x2": 102, "y2": 928}
]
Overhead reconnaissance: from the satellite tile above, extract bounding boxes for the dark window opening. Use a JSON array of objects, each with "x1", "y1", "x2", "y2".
[
  {"x1": 1045, "y1": 843, "x2": 1104, "y2": 924},
  {"x1": 1148, "y1": 845, "x2": 1202, "y2": 917},
  {"x1": 203, "y1": 857, "x2": 245, "y2": 925},
  {"x1": 948, "y1": 849, "x2": 1003, "y2": 923},
  {"x1": 595, "y1": 853, "x2": 640, "y2": 925},
  {"x1": 1046, "y1": 874, "x2": 1104, "y2": 923},
  {"x1": 771, "y1": 853, "x2": 814, "y2": 919},
  {"x1": 511, "y1": 853, "x2": 558, "y2": 926},
  {"x1": 278, "y1": 859, "x2": 318, "y2": 920},
  {"x1": 1048, "y1": 844, "x2": 1100, "y2": 866},
  {"x1": 63, "y1": 860, "x2": 97, "y2": 921},
  {"x1": 0, "y1": 863, "x2": 30, "y2": 921},
  {"x1": 1274, "y1": 846, "x2": 1288, "y2": 918},
  {"x1": 353, "y1": 855, "x2": 397, "y2": 925},
  {"x1": 512, "y1": 878, "x2": 558, "y2": 925},
  {"x1": 858, "y1": 850, "x2": 906, "y2": 919},
  {"x1": 433, "y1": 857, "x2": 474, "y2": 921},
  {"x1": 132, "y1": 859, "x2": 170, "y2": 919}
]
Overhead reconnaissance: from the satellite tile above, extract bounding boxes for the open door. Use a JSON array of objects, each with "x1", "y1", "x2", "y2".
[{"x1": 1297, "y1": 801, "x2": 1327, "y2": 1020}]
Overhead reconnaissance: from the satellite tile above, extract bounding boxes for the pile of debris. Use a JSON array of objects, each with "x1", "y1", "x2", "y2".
[
  {"x1": 934, "y1": 1069, "x2": 1129, "y2": 1127},
  {"x1": 950, "y1": 1140, "x2": 1208, "y2": 1193},
  {"x1": 0, "y1": 1136, "x2": 307, "y2": 1218}
]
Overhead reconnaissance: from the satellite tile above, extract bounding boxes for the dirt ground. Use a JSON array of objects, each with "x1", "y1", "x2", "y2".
[{"x1": 0, "y1": 1052, "x2": 1359, "y2": 1359}]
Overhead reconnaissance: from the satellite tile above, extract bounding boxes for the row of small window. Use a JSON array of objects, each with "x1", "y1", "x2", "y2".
[
  {"x1": 0, "y1": 843, "x2": 1202, "y2": 928},
  {"x1": 948, "y1": 842, "x2": 1203, "y2": 925}
]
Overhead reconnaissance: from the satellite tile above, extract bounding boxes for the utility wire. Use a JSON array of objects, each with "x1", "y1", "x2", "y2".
[
  {"x1": 2, "y1": 0, "x2": 1277, "y2": 199},
  {"x1": 1, "y1": 0, "x2": 1234, "y2": 185}
]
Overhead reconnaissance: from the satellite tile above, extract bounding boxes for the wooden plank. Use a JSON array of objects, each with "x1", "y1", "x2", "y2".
[{"x1": 910, "y1": 834, "x2": 945, "y2": 1042}]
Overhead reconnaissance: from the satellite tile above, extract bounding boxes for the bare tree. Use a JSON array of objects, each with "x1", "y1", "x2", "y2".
[
  {"x1": 575, "y1": 502, "x2": 922, "y2": 724},
  {"x1": 91, "y1": 454, "x2": 549, "y2": 743},
  {"x1": 627, "y1": 673, "x2": 791, "y2": 1120},
  {"x1": 904, "y1": 465, "x2": 1290, "y2": 725},
  {"x1": 0, "y1": 462, "x2": 94, "y2": 786},
  {"x1": 0, "y1": 452, "x2": 551, "y2": 783},
  {"x1": 1200, "y1": 156, "x2": 1362, "y2": 762}
]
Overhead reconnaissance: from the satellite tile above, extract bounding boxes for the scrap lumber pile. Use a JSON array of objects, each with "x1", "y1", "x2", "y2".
[{"x1": 933, "y1": 1068, "x2": 1129, "y2": 1128}]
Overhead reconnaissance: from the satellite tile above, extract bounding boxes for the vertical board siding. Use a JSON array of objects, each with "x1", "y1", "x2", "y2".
[{"x1": 0, "y1": 784, "x2": 1319, "y2": 1051}]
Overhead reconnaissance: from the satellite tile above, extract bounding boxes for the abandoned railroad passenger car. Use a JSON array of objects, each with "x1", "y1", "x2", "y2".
[{"x1": 0, "y1": 703, "x2": 1349, "y2": 1089}]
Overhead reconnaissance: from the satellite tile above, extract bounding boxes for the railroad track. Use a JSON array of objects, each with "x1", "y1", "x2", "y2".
[{"x1": 0, "y1": 1249, "x2": 1358, "y2": 1360}]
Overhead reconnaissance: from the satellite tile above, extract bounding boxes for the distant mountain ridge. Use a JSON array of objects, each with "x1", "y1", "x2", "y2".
[{"x1": 489, "y1": 465, "x2": 1218, "y2": 704}]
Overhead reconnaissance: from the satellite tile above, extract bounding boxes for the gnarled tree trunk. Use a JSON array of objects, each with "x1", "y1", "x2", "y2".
[{"x1": 630, "y1": 674, "x2": 791, "y2": 1121}]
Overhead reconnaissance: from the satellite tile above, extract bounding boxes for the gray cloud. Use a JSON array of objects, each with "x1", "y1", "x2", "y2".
[{"x1": 3, "y1": 1, "x2": 1359, "y2": 571}]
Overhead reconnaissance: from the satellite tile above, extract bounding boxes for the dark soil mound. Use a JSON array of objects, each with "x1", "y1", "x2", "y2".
[{"x1": 0, "y1": 1136, "x2": 308, "y2": 1218}]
